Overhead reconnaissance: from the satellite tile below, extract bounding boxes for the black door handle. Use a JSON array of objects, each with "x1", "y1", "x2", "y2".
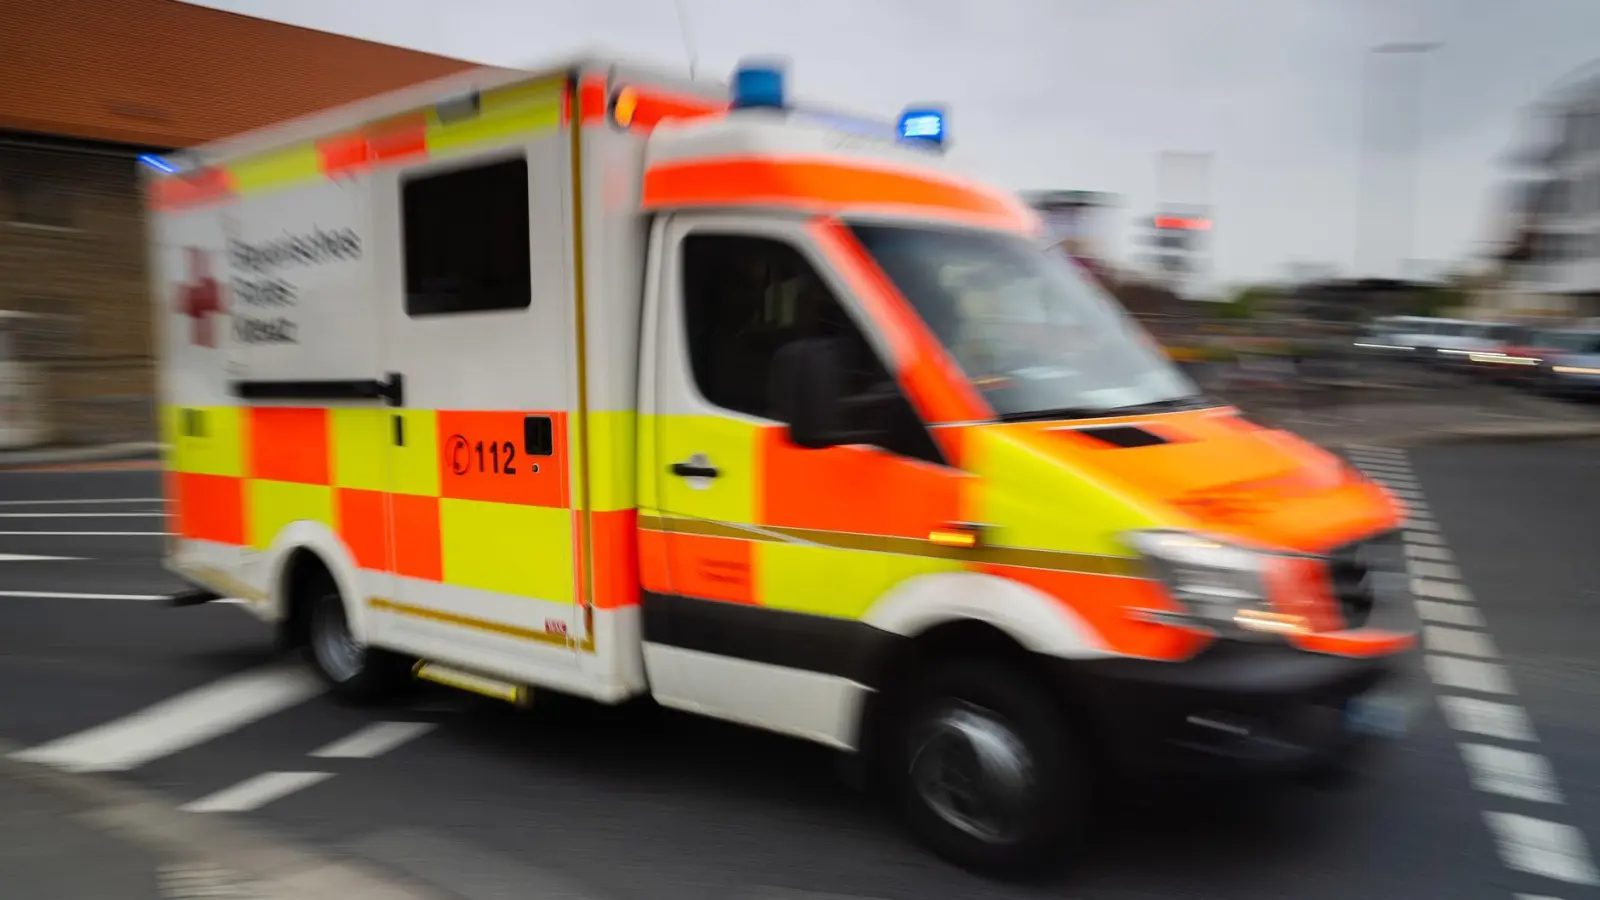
[{"x1": 670, "y1": 459, "x2": 719, "y2": 479}]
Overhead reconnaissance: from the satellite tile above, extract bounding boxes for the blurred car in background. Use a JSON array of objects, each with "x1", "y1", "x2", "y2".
[{"x1": 1535, "y1": 328, "x2": 1600, "y2": 399}]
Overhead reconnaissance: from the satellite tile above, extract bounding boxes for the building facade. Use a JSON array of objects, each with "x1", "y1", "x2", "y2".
[{"x1": 0, "y1": 0, "x2": 476, "y2": 445}]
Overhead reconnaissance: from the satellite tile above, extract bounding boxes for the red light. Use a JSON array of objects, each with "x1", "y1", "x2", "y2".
[{"x1": 1155, "y1": 216, "x2": 1211, "y2": 231}]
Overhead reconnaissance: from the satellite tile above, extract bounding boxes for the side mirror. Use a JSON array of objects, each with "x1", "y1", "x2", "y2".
[{"x1": 770, "y1": 338, "x2": 847, "y2": 449}]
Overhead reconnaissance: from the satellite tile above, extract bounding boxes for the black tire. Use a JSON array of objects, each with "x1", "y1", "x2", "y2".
[
  {"x1": 302, "y1": 571, "x2": 409, "y2": 704},
  {"x1": 887, "y1": 657, "x2": 1086, "y2": 876}
]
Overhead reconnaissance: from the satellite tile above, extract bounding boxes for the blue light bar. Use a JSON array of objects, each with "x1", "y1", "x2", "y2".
[
  {"x1": 732, "y1": 61, "x2": 787, "y2": 110},
  {"x1": 138, "y1": 154, "x2": 179, "y2": 174},
  {"x1": 897, "y1": 107, "x2": 946, "y2": 147}
]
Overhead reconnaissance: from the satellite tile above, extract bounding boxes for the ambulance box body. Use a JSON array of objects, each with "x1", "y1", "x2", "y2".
[{"x1": 150, "y1": 56, "x2": 1415, "y2": 874}]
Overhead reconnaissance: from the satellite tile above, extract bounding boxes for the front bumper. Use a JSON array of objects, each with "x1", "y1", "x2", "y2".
[{"x1": 1064, "y1": 640, "x2": 1417, "y2": 778}]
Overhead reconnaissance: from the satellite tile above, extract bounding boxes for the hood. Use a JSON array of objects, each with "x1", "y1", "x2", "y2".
[{"x1": 982, "y1": 408, "x2": 1400, "y2": 554}]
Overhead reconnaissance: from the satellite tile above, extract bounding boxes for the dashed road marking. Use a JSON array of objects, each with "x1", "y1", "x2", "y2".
[
  {"x1": 0, "y1": 553, "x2": 85, "y2": 562},
  {"x1": 1461, "y1": 743, "x2": 1563, "y2": 803},
  {"x1": 311, "y1": 721, "x2": 437, "y2": 759},
  {"x1": 1439, "y1": 697, "x2": 1537, "y2": 742},
  {"x1": 1354, "y1": 450, "x2": 1597, "y2": 897},
  {"x1": 180, "y1": 771, "x2": 334, "y2": 814},
  {"x1": 1426, "y1": 625, "x2": 1499, "y2": 658},
  {"x1": 0, "y1": 511, "x2": 163, "y2": 518},
  {"x1": 9, "y1": 662, "x2": 324, "y2": 772},
  {"x1": 0, "y1": 530, "x2": 168, "y2": 536},
  {"x1": 0, "y1": 589, "x2": 167, "y2": 601},
  {"x1": 0, "y1": 496, "x2": 164, "y2": 506},
  {"x1": 1484, "y1": 814, "x2": 1599, "y2": 885}
]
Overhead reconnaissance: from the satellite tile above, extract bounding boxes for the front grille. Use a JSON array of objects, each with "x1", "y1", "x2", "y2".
[{"x1": 1326, "y1": 530, "x2": 1405, "y2": 629}]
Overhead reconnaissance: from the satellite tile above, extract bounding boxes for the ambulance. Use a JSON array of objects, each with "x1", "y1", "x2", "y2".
[{"x1": 150, "y1": 55, "x2": 1417, "y2": 872}]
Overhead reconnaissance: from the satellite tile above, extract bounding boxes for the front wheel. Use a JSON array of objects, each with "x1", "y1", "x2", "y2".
[
  {"x1": 304, "y1": 573, "x2": 408, "y2": 704},
  {"x1": 888, "y1": 658, "x2": 1086, "y2": 875}
]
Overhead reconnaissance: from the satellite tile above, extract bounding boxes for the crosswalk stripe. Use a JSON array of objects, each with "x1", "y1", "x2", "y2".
[
  {"x1": 311, "y1": 721, "x2": 436, "y2": 759},
  {"x1": 180, "y1": 771, "x2": 333, "y2": 813},
  {"x1": 9, "y1": 662, "x2": 325, "y2": 772}
]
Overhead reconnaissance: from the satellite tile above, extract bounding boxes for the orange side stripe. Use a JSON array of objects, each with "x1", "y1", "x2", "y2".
[
  {"x1": 148, "y1": 166, "x2": 236, "y2": 212},
  {"x1": 618, "y1": 86, "x2": 726, "y2": 131},
  {"x1": 248, "y1": 407, "x2": 331, "y2": 485},
  {"x1": 578, "y1": 75, "x2": 609, "y2": 125},
  {"x1": 758, "y1": 426, "x2": 965, "y2": 538},
  {"x1": 643, "y1": 157, "x2": 1038, "y2": 232},
  {"x1": 1292, "y1": 630, "x2": 1416, "y2": 658},
  {"x1": 174, "y1": 472, "x2": 245, "y2": 545}
]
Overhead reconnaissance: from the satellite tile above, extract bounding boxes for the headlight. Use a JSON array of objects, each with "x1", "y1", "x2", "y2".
[{"x1": 1125, "y1": 530, "x2": 1304, "y2": 639}]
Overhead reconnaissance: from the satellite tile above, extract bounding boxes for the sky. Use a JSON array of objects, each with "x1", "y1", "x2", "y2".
[{"x1": 188, "y1": 0, "x2": 1600, "y2": 291}]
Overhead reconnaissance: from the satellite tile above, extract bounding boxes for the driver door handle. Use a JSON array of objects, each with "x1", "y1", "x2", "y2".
[{"x1": 670, "y1": 458, "x2": 719, "y2": 479}]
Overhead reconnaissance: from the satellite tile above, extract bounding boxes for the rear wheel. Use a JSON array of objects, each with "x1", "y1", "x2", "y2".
[
  {"x1": 888, "y1": 658, "x2": 1086, "y2": 875},
  {"x1": 302, "y1": 571, "x2": 408, "y2": 704}
]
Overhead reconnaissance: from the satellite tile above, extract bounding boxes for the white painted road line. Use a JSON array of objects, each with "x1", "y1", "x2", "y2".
[
  {"x1": 0, "y1": 553, "x2": 85, "y2": 562},
  {"x1": 1484, "y1": 813, "x2": 1600, "y2": 885},
  {"x1": 180, "y1": 771, "x2": 333, "y2": 813},
  {"x1": 1460, "y1": 743, "x2": 1563, "y2": 803},
  {"x1": 1426, "y1": 655, "x2": 1515, "y2": 694},
  {"x1": 0, "y1": 590, "x2": 165, "y2": 601},
  {"x1": 1411, "y1": 560, "x2": 1461, "y2": 581},
  {"x1": 1415, "y1": 578, "x2": 1472, "y2": 601},
  {"x1": 0, "y1": 512, "x2": 163, "y2": 518},
  {"x1": 311, "y1": 721, "x2": 437, "y2": 759},
  {"x1": 0, "y1": 497, "x2": 163, "y2": 506},
  {"x1": 0, "y1": 525, "x2": 168, "y2": 531},
  {"x1": 1440, "y1": 696, "x2": 1537, "y2": 742},
  {"x1": 1407, "y1": 544, "x2": 1454, "y2": 562},
  {"x1": 1426, "y1": 625, "x2": 1500, "y2": 658},
  {"x1": 9, "y1": 662, "x2": 325, "y2": 772},
  {"x1": 1417, "y1": 599, "x2": 1485, "y2": 627},
  {"x1": 1407, "y1": 530, "x2": 1445, "y2": 544}
]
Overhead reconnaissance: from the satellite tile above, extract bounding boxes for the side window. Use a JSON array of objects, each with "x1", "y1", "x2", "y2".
[
  {"x1": 401, "y1": 157, "x2": 532, "y2": 316},
  {"x1": 679, "y1": 233, "x2": 943, "y2": 464}
]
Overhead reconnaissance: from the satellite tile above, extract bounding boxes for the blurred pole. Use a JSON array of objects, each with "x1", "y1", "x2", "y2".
[
  {"x1": 674, "y1": 0, "x2": 700, "y2": 79},
  {"x1": 1359, "y1": 42, "x2": 1441, "y2": 280}
]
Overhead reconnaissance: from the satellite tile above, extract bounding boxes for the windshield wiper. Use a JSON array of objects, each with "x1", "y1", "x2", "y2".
[{"x1": 1100, "y1": 394, "x2": 1223, "y2": 415}]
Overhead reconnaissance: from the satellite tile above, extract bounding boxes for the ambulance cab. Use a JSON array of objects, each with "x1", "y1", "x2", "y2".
[{"x1": 151, "y1": 56, "x2": 1417, "y2": 874}]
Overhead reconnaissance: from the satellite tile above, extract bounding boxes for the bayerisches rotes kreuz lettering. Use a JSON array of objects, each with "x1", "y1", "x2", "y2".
[{"x1": 227, "y1": 227, "x2": 361, "y2": 345}]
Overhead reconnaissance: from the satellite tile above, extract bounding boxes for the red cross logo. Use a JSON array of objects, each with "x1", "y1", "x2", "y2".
[{"x1": 177, "y1": 247, "x2": 224, "y2": 348}]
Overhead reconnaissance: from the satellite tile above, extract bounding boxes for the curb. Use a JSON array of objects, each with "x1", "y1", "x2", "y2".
[
  {"x1": 0, "y1": 743, "x2": 449, "y2": 900},
  {"x1": 1333, "y1": 421, "x2": 1600, "y2": 450},
  {"x1": 0, "y1": 441, "x2": 160, "y2": 470}
]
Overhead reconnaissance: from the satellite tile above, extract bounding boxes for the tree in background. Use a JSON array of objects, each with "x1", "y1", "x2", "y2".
[{"x1": 1219, "y1": 285, "x2": 1278, "y2": 320}]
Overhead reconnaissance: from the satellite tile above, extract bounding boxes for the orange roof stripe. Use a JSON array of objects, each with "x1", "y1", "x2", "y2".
[{"x1": 642, "y1": 156, "x2": 1038, "y2": 232}]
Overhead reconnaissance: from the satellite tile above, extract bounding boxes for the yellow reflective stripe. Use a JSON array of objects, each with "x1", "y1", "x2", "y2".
[
  {"x1": 228, "y1": 142, "x2": 321, "y2": 196},
  {"x1": 585, "y1": 410, "x2": 636, "y2": 512},
  {"x1": 425, "y1": 78, "x2": 564, "y2": 158},
  {"x1": 963, "y1": 426, "x2": 1163, "y2": 557},
  {"x1": 164, "y1": 405, "x2": 247, "y2": 477},
  {"x1": 389, "y1": 409, "x2": 440, "y2": 497},
  {"x1": 439, "y1": 499, "x2": 573, "y2": 600},
  {"x1": 329, "y1": 408, "x2": 389, "y2": 492},
  {"x1": 247, "y1": 481, "x2": 333, "y2": 549},
  {"x1": 654, "y1": 414, "x2": 760, "y2": 525},
  {"x1": 758, "y1": 541, "x2": 962, "y2": 619}
]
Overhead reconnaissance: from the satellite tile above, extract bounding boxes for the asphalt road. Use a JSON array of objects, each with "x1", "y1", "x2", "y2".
[{"x1": 0, "y1": 451, "x2": 1596, "y2": 900}]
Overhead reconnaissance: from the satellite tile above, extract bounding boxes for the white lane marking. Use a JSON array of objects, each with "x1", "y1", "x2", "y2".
[
  {"x1": 1411, "y1": 560, "x2": 1460, "y2": 580},
  {"x1": 1417, "y1": 599, "x2": 1485, "y2": 626},
  {"x1": 9, "y1": 663, "x2": 325, "y2": 772},
  {"x1": 0, "y1": 525, "x2": 167, "y2": 531},
  {"x1": 310, "y1": 721, "x2": 437, "y2": 759},
  {"x1": 1407, "y1": 544, "x2": 1454, "y2": 562},
  {"x1": 0, "y1": 590, "x2": 245, "y2": 603},
  {"x1": 1461, "y1": 743, "x2": 1563, "y2": 803},
  {"x1": 0, "y1": 589, "x2": 165, "y2": 601},
  {"x1": 1389, "y1": 488, "x2": 1425, "y2": 500},
  {"x1": 1483, "y1": 813, "x2": 1600, "y2": 885},
  {"x1": 1426, "y1": 625, "x2": 1499, "y2": 658},
  {"x1": 1426, "y1": 655, "x2": 1515, "y2": 694},
  {"x1": 1415, "y1": 579, "x2": 1472, "y2": 602},
  {"x1": 0, "y1": 553, "x2": 85, "y2": 562},
  {"x1": 0, "y1": 512, "x2": 163, "y2": 518},
  {"x1": 1407, "y1": 516, "x2": 1437, "y2": 530},
  {"x1": 1407, "y1": 530, "x2": 1445, "y2": 545},
  {"x1": 180, "y1": 771, "x2": 333, "y2": 813},
  {"x1": 0, "y1": 497, "x2": 163, "y2": 506},
  {"x1": 1514, "y1": 895, "x2": 1566, "y2": 900},
  {"x1": 1440, "y1": 697, "x2": 1537, "y2": 742}
]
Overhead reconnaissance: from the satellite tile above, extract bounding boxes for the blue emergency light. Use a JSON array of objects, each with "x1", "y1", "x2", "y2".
[
  {"x1": 897, "y1": 107, "x2": 946, "y2": 147},
  {"x1": 138, "y1": 153, "x2": 179, "y2": 174},
  {"x1": 731, "y1": 61, "x2": 787, "y2": 110}
]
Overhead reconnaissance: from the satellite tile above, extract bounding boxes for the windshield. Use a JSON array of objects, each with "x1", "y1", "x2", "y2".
[
  {"x1": 847, "y1": 223, "x2": 1199, "y2": 420},
  {"x1": 1546, "y1": 331, "x2": 1600, "y2": 353}
]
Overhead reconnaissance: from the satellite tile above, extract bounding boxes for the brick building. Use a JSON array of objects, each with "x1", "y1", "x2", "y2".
[{"x1": 0, "y1": 0, "x2": 474, "y2": 445}]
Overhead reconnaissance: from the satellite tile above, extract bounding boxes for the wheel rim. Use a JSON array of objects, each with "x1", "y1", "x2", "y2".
[
  {"x1": 311, "y1": 593, "x2": 364, "y2": 683},
  {"x1": 908, "y1": 701, "x2": 1037, "y2": 845}
]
